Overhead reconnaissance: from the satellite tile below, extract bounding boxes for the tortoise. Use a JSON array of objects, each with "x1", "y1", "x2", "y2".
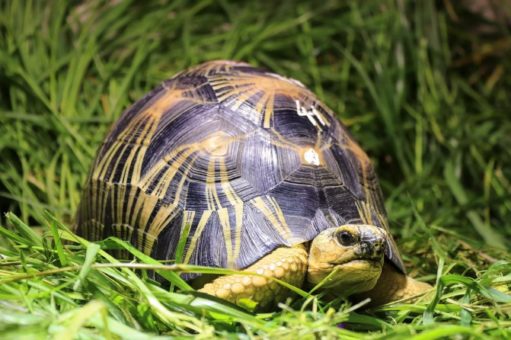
[{"x1": 75, "y1": 60, "x2": 431, "y2": 309}]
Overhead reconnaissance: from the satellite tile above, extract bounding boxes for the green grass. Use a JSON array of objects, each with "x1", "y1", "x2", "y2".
[{"x1": 1, "y1": 0, "x2": 511, "y2": 338}]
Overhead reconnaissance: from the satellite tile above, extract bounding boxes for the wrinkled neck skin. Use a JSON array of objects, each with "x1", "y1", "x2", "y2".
[{"x1": 306, "y1": 226, "x2": 385, "y2": 297}]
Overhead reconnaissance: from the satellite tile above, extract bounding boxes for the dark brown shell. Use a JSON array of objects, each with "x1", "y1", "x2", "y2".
[{"x1": 75, "y1": 60, "x2": 405, "y2": 275}]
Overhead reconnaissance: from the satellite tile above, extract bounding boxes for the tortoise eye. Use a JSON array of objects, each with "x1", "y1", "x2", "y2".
[{"x1": 337, "y1": 231, "x2": 356, "y2": 246}]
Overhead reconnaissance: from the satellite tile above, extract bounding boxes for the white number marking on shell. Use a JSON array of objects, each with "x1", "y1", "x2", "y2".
[
  {"x1": 295, "y1": 100, "x2": 327, "y2": 130},
  {"x1": 304, "y1": 148, "x2": 320, "y2": 166}
]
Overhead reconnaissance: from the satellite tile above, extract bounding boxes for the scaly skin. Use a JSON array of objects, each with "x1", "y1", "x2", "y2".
[
  {"x1": 355, "y1": 262, "x2": 433, "y2": 306},
  {"x1": 199, "y1": 245, "x2": 308, "y2": 309}
]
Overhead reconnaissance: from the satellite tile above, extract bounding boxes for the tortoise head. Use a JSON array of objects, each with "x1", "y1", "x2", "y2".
[{"x1": 307, "y1": 224, "x2": 386, "y2": 295}]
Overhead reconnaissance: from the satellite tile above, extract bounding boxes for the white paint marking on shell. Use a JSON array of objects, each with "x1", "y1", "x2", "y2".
[
  {"x1": 304, "y1": 148, "x2": 320, "y2": 166},
  {"x1": 295, "y1": 100, "x2": 328, "y2": 130}
]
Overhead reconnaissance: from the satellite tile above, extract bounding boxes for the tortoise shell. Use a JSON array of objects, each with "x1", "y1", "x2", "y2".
[{"x1": 75, "y1": 60, "x2": 405, "y2": 275}]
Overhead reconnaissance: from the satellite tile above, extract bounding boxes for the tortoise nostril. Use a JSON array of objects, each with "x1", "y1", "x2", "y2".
[
  {"x1": 358, "y1": 240, "x2": 384, "y2": 258},
  {"x1": 373, "y1": 242, "x2": 383, "y2": 256}
]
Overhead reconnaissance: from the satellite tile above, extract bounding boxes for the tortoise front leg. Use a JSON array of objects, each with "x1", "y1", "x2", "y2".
[
  {"x1": 199, "y1": 245, "x2": 308, "y2": 309},
  {"x1": 356, "y1": 262, "x2": 433, "y2": 306}
]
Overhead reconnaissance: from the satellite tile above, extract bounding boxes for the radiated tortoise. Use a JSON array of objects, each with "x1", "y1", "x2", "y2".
[{"x1": 75, "y1": 60, "x2": 431, "y2": 309}]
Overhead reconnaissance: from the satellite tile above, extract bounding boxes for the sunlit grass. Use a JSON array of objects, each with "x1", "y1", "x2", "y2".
[{"x1": 1, "y1": 0, "x2": 510, "y2": 338}]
